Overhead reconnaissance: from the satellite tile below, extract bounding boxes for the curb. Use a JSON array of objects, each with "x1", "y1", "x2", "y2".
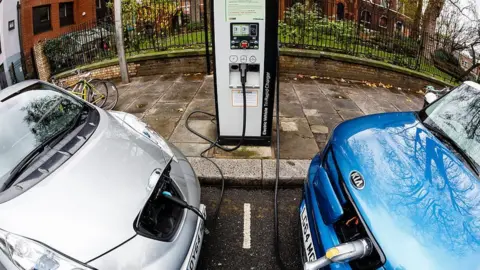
[{"x1": 187, "y1": 157, "x2": 309, "y2": 187}]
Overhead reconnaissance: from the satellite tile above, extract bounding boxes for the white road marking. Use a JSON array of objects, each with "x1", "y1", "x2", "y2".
[{"x1": 243, "y1": 203, "x2": 251, "y2": 249}]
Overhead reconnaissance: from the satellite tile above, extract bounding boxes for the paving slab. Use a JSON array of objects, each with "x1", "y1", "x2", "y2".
[
  {"x1": 188, "y1": 157, "x2": 262, "y2": 186},
  {"x1": 338, "y1": 110, "x2": 365, "y2": 120},
  {"x1": 214, "y1": 146, "x2": 272, "y2": 159},
  {"x1": 280, "y1": 118, "x2": 314, "y2": 137},
  {"x1": 145, "y1": 102, "x2": 188, "y2": 118},
  {"x1": 143, "y1": 116, "x2": 180, "y2": 139},
  {"x1": 195, "y1": 80, "x2": 215, "y2": 99},
  {"x1": 182, "y1": 98, "x2": 216, "y2": 119},
  {"x1": 274, "y1": 119, "x2": 319, "y2": 159},
  {"x1": 293, "y1": 84, "x2": 336, "y2": 113},
  {"x1": 142, "y1": 81, "x2": 174, "y2": 94},
  {"x1": 311, "y1": 125, "x2": 329, "y2": 134},
  {"x1": 125, "y1": 94, "x2": 161, "y2": 114},
  {"x1": 172, "y1": 143, "x2": 212, "y2": 157},
  {"x1": 130, "y1": 75, "x2": 161, "y2": 85},
  {"x1": 160, "y1": 82, "x2": 201, "y2": 102},
  {"x1": 169, "y1": 119, "x2": 216, "y2": 143},
  {"x1": 262, "y1": 159, "x2": 309, "y2": 186}
]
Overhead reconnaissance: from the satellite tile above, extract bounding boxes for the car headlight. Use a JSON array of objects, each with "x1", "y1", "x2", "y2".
[
  {"x1": 122, "y1": 114, "x2": 176, "y2": 161},
  {"x1": 0, "y1": 228, "x2": 93, "y2": 270}
]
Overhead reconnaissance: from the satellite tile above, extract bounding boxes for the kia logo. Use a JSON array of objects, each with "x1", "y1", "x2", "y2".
[{"x1": 350, "y1": 171, "x2": 365, "y2": 190}]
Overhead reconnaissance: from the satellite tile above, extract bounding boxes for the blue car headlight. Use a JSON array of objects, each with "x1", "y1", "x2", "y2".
[
  {"x1": 0, "y1": 229, "x2": 93, "y2": 270},
  {"x1": 120, "y1": 113, "x2": 177, "y2": 161}
]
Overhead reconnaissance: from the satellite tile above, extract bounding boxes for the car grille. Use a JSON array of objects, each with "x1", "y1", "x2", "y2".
[
  {"x1": 134, "y1": 164, "x2": 185, "y2": 242},
  {"x1": 323, "y1": 148, "x2": 385, "y2": 270}
]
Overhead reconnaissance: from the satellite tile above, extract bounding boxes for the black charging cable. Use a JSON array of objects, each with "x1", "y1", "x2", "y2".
[
  {"x1": 161, "y1": 191, "x2": 206, "y2": 221},
  {"x1": 185, "y1": 65, "x2": 249, "y2": 227},
  {"x1": 273, "y1": 43, "x2": 288, "y2": 270}
]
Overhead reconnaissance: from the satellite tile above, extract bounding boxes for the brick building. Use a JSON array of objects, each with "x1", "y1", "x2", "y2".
[
  {"x1": 280, "y1": 0, "x2": 409, "y2": 32},
  {"x1": 459, "y1": 52, "x2": 480, "y2": 80},
  {"x1": 19, "y1": 0, "x2": 106, "y2": 76}
]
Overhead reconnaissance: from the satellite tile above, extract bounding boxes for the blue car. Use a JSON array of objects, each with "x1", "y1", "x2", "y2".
[{"x1": 300, "y1": 81, "x2": 480, "y2": 270}]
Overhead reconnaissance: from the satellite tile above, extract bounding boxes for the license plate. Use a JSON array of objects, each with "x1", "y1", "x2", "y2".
[
  {"x1": 182, "y1": 204, "x2": 206, "y2": 270},
  {"x1": 300, "y1": 201, "x2": 317, "y2": 262}
]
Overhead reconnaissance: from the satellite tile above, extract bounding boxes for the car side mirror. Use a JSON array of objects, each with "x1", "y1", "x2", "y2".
[{"x1": 423, "y1": 92, "x2": 438, "y2": 108}]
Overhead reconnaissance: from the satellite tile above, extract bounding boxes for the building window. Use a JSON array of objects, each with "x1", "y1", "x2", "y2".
[
  {"x1": 360, "y1": 10, "x2": 372, "y2": 24},
  {"x1": 336, "y1": 2, "x2": 345, "y2": 20},
  {"x1": 59, "y1": 2, "x2": 74, "y2": 27},
  {"x1": 33, "y1": 5, "x2": 52, "y2": 35},
  {"x1": 379, "y1": 16, "x2": 388, "y2": 28},
  {"x1": 396, "y1": 21, "x2": 403, "y2": 32}
]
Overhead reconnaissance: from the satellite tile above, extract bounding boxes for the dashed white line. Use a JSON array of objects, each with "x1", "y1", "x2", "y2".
[{"x1": 243, "y1": 203, "x2": 251, "y2": 249}]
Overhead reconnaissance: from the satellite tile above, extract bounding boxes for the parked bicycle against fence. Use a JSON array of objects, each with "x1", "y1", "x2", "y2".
[{"x1": 51, "y1": 71, "x2": 119, "y2": 110}]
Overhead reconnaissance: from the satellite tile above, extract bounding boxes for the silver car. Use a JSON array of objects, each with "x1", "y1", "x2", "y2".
[{"x1": 0, "y1": 80, "x2": 205, "y2": 270}]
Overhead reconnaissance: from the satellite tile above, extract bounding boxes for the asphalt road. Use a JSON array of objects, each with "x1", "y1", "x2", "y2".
[{"x1": 198, "y1": 187, "x2": 303, "y2": 270}]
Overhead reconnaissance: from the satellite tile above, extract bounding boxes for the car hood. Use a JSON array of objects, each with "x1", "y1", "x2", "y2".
[
  {"x1": 0, "y1": 110, "x2": 170, "y2": 263},
  {"x1": 330, "y1": 112, "x2": 480, "y2": 270}
]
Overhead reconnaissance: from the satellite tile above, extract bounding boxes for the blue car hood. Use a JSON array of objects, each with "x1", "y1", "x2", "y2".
[{"x1": 330, "y1": 112, "x2": 480, "y2": 270}]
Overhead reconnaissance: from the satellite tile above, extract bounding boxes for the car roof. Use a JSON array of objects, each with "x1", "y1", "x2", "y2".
[
  {"x1": 0, "y1": 80, "x2": 41, "y2": 101},
  {"x1": 464, "y1": 81, "x2": 480, "y2": 90}
]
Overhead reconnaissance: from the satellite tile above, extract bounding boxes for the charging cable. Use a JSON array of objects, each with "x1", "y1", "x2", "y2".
[
  {"x1": 185, "y1": 64, "x2": 249, "y2": 227},
  {"x1": 161, "y1": 191, "x2": 206, "y2": 221}
]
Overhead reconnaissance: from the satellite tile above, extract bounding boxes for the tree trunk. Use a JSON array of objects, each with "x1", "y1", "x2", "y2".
[
  {"x1": 421, "y1": 0, "x2": 445, "y2": 59},
  {"x1": 412, "y1": 0, "x2": 422, "y2": 38}
]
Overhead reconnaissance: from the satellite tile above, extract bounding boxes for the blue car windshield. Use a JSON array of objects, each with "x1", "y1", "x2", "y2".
[
  {"x1": 0, "y1": 83, "x2": 83, "y2": 182},
  {"x1": 422, "y1": 83, "x2": 480, "y2": 168}
]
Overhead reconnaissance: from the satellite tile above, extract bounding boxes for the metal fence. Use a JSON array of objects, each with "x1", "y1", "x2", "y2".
[{"x1": 45, "y1": 0, "x2": 461, "y2": 83}]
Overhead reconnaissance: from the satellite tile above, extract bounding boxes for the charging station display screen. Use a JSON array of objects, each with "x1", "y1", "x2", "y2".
[{"x1": 232, "y1": 24, "x2": 250, "y2": 36}]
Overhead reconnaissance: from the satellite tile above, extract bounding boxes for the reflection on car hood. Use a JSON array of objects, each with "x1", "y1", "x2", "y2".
[
  {"x1": 0, "y1": 109, "x2": 169, "y2": 263},
  {"x1": 330, "y1": 112, "x2": 480, "y2": 270}
]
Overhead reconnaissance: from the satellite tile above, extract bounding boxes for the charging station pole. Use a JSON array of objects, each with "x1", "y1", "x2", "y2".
[{"x1": 212, "y1": 0, "x2": 278, "y2": 146}]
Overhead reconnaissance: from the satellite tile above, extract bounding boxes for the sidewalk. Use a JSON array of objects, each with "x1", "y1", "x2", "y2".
[{"x1": 114, "y1": 73, "x2": 424, "y2": 185}]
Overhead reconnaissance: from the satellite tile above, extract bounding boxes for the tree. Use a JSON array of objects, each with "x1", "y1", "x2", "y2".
[
  {"x1": 421, "y1": 0, "x2": 446, "y2": 57},
  {"x1": 411, "y1": 0, "x2": 423, "y2": 38},
  {"x1": 435, "y1": 0, "x2": 480, "y2": 80}
]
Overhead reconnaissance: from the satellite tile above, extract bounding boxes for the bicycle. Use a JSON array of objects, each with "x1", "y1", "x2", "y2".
[{"x1": 69, "y1": 71, "x2": 119, "y2": 110}]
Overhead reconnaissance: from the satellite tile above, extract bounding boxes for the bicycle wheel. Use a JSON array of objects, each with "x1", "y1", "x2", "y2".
[
  {"x1": 91, "y1": 79, "x2": 118, "y2": 110},
  {"x1": 88, "y1": 80, "x2": 108, "y2": 108}
]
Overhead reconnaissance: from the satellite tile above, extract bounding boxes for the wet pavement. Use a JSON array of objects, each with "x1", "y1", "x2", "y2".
[
  {"x1": 198, "y1": 187, "x2": 302, "y2": 270},
  {"x1": 114, "y1": 74, "x2": 424, "y2": 160}
]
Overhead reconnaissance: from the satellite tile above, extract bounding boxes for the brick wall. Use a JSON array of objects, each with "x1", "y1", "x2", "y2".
[
  {"x1": 21, "y1": 0, "x2": 96, "y2": 75},
  {"x1": 279, "y1": 55, "x2": 445, "y2": 89},
  {"x1": 56, "y1": 54, "x2": 445, "y2": 89},
  {"x1": 33, "y1": 41, "x2": 51, "y2": 81}
]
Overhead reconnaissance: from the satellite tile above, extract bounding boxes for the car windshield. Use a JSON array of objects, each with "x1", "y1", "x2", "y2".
[
  {"x1": 420, "y1": 83, "x2": 480, "y2": 169},
  {"x1": 0, "y1": 83, "x2": 83, "y2": 182}
]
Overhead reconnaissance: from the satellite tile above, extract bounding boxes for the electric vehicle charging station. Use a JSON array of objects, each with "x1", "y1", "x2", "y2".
[{"x1": 212, "y1": 0, "x2": 278, "y2": 146}]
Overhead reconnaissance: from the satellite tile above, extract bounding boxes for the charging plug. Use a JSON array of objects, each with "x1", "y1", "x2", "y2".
[
  {"x1": 161, "y1": 191, "x2": 206, "y2": 221},
  {"x1": 239, "y1": 63, "x2": 248, "y2": 85}
]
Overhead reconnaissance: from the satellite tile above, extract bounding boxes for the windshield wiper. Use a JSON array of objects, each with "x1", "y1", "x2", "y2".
[
  {"x1": 1, "y1": 104, "x2": 88, "y2": 191},
  {"x1": 423, "y1": 121, "x2": 480, "y2": 176}
]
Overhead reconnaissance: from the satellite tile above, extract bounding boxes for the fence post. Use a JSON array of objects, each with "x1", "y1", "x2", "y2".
[{"x1": 114, "y1": 0, "x2": 130, "y2": 83}]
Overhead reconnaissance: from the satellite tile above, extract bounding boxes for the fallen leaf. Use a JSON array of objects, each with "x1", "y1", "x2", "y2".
[
  {"x1": 310, "y1": 76, "x2": 319, "y2": 79},
  {"x1": 297, "y1": 74, "x2": 304, "y2": 79}
]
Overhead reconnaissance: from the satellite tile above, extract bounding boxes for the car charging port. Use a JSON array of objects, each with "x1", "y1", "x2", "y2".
[{"x1": 134, "y1": 165, "x2": 184, "y2": 242}]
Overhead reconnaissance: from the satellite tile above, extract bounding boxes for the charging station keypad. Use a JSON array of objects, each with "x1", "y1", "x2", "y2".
[{"x1": 230, "y1": 23, "x2": 259, "y2": 50}]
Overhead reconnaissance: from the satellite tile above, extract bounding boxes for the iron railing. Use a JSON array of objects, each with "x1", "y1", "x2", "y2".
[{"x1": 44, "y1": 0, "x2": 461, "y2": 83}]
